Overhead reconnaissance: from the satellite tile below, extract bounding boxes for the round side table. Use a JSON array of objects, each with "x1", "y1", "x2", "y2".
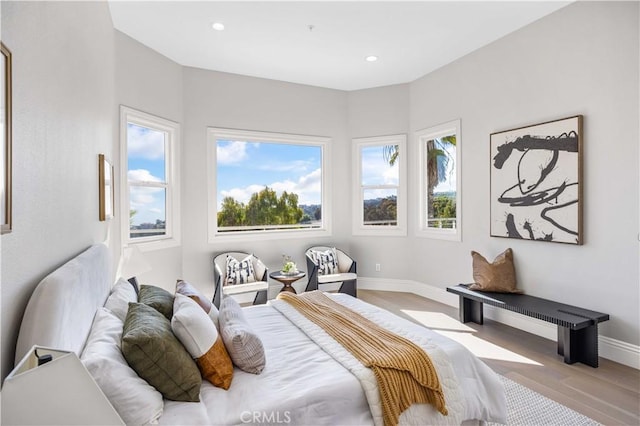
[{"x1": 269, "y1": 270, "x2": 306, "y2": 294}]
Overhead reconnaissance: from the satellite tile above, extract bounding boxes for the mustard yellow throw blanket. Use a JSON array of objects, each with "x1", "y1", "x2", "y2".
[{"x1": 277, "y1": 291, "x2": 447, "y2": 426}]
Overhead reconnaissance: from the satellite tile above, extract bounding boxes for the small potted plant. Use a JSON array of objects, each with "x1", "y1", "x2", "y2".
[{"x1": 282, "y1": 254, "x2": 298, "y2": 275}]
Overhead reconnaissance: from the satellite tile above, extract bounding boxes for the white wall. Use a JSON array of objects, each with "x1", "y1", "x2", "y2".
[
  {"x1": 181, "y1": 68, "x2": 350, "y2": 297},
  {"x1": 0, "y1": 1, "x2": 116, "y2": 380},
  {"x1": 114, "y1": 31, "x2": 183, "y2": 290}
]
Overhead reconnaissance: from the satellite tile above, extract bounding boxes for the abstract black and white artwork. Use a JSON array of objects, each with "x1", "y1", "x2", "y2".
[{"x1": 490, "y1": 115, "x2": 583, "y2": 245}]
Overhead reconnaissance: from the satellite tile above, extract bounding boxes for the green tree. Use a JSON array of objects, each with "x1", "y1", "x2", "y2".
[
  {"x1": 245, "y1": 186, "x2": 278, "y2": 225},
  {"x1": 217, "y1": 197, "x2": 245, "y2": 227},
  {"x1": 363, "y1": 196, "x2": 397, "y2": 225},
  {"x1": 277, "y1": 191, "x2": 303, "y2": 225},
  {"x1": 432, "y1": 195, "x2": 456, "y2": 228},
  {"x1": 218, "y1": 186, "x2": 305, "y2": 228}
]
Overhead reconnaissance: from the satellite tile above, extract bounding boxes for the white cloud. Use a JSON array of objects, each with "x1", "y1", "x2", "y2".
[
  {"x1": 296, "y1": 168, "x2": 322, "y2": 192},
  {"x1": 128, "y1": 169, "x2": 165, "y2": 224},
  {"x1": 382, "y1": 162, "x2": 399, "y2": 185},
  {"x1": 129, "y1": 186, "x2": 163, "y2": 207},
  {"x1": 217, "y1": 141, "x2": 248, "y2": 165},
  {"x1": 128, "y1": 124, "x2": 165, "y2": 160},
  {"x1": 361, "y1": 148, "x2": 398, "y2": 186},
  {"x1": 220, "y1": 184, "x2": 265, "y2": 204},
  {"x1": 128, "y1": 169, "x2": 163, "y2": 183},
  {"x1": 219, "y1": 168, "x2": 322, "y2": 207}
]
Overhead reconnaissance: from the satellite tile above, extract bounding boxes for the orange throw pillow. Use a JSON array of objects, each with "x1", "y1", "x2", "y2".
[
  {"x1": 196, "y1": 337, "x2": 234, "y2": 390},
  {"x1": 469, "y1": 248, "x2": 522, "y2": 293}
]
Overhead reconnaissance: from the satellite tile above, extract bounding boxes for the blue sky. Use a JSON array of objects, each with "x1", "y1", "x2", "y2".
[
  {"x1": 127, "y1": 123, "x2": 166, "y2": 226},
  {"x1": 216, "y1": 140, "x2": 322, "y2": 208}
]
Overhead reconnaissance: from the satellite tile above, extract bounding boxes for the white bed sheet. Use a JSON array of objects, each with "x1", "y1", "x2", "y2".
[
  {"x1": 161, "y1": 302, "x2": 373, "y2": 425},
  {"x1": 160, "y1": 293, "x2": 506, "y2": 425}
]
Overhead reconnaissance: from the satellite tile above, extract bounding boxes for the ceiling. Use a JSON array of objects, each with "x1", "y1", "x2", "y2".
[{"x1": 109, "y1": 1, "x2": 571, "y2": 91}]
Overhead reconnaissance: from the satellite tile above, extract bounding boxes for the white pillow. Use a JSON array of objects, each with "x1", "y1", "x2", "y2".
[
  {"x1": 81, "y1": 307, "x2": 163, "y2": 425},
  {"x1": 171, "y1": 293, "x2": 234, "y2": 389},
  {"x1": 104, "y1": 278, "x2": 137, "y2": 322},
  {"x1": 225, "y1": 254, "x2": 257, "y2": 285},
  {"x1": 175, "y1": 279, "x2": 219, "y2": 329},
  {"x1": 171, "y1": 293, "x2": 217, "y2": 358}
]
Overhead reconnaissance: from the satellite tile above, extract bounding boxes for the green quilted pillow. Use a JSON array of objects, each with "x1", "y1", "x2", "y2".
[
  {"x1": 122, "y1": 302, "x2": 201, "y2": 402},
  {"x1": 139, "y1": 285, "x2": 174, "y2": 319}
]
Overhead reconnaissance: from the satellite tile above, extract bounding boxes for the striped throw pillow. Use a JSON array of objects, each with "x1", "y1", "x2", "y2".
[
  {"x1": 225, "y1": 254, "x2": 257, "y2": 286},
  {"x1": 310, "y1": 248, "x2": 338, "y2": 275},
  {"x1": 219, "y1": 297, "x2": 265, "y2": 374}
]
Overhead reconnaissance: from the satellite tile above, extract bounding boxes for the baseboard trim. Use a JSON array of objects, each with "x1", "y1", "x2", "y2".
[{"x1": 359, "y1": 277, "x2": 640, "y2": 370}]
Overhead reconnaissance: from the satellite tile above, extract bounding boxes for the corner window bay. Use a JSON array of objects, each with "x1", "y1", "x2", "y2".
[{"x1": 208, "y1": 128, "x2": 330, "y2": 240}]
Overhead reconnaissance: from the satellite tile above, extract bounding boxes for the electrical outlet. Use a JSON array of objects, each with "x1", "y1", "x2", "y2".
[{"x1": 375, "y1": 263, "x2": 381, "y2": 272}]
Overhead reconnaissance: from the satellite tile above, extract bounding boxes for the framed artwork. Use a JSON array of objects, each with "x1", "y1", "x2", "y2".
[
  {"x1": 1, "y1": 42, "x2": 12, "y2": 234},
  {"x1": 490, "y1": 115, "x2": 583, "y2": 245},
  {"x1": 98, "y1": 154, "x2": 114, "y2": 221}
]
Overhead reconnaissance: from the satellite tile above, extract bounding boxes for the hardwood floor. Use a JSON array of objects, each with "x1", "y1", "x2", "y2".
[{"x1": 358, "y1": 289, "x2": 640, "y2": 426}]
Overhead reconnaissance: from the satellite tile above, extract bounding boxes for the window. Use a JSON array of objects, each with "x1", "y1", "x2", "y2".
[
  {"x1": 416, "y1": 119, "x2": 461, "y2": 241},
  {"x1": 120, "y1": 106, "x2": 180, "y2": 249},
  {"x1": 352, "y1": 134, "x2": 407, "y2": 236},
  {"x1": 208, "y1": 128, "x2": 331, "y2": 241}
]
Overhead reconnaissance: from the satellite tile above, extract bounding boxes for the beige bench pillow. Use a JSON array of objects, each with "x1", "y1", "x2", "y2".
[{"x1": 469, "y1": 248, "x2": 522, "y2": 293}]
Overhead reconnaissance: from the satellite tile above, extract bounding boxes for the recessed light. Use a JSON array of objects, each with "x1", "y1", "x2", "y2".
[
  {"x1": 212, "y1": 22, "x2": 225, "y2": 31},
  {"x1": 365, "y1": 55, "x2": 378, "y2": 62}
]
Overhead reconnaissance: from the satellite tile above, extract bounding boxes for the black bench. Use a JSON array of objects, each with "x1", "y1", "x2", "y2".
[{"x1": 446, "y1": 284, "x2": 610, "y2": 367}]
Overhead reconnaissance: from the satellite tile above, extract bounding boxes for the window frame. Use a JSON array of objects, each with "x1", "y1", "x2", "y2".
[
  {"x1": 352, "y1": 134, "x2": 407, "y2": 237},
  {"x1": 207, "y1": 127, "x2": 332, "y2": 242},
  {"x1": 416, "y1": 119, "x2": 462, "y2": 241},
  {"x1": 120, "y1": 106, "x2": 181, "y2": 251}
]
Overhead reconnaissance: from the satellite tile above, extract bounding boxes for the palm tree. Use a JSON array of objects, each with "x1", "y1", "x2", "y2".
[
  {"x1": 382, "y1": 144, "x2": 399, "y2": 166},
  {"x1": 426, "y1": 136, "x2": 456, "y2": 222}
]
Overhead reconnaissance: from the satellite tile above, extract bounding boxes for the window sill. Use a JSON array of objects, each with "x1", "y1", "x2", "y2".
[
  {"x1": 208, "y1": 227, "x2": 331, "y2": 244},
  {"x1": 128, "y1": 236, "x2": 181, "y2": 252}
]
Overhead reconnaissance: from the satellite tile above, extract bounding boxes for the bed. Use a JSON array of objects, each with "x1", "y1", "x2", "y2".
[{"x1": 14, "y1": 244, "x2": 507, "y2": 425}]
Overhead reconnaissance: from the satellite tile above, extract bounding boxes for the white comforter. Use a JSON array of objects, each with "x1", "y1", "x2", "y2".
[{"x1": 160, "y1": 294, "x2": 506, "y2": 425}]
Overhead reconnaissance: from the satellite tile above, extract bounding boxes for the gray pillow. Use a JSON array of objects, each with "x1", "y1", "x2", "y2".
[
  {"x1": 139, "y1": 285, "x2": 174, "y2": 319},
  {"x1": 122, "y1": 302, "x2": 201, "y2": 402},
  {"x1": 219, "y1": 297, "x2": 266, "y2": 374}
]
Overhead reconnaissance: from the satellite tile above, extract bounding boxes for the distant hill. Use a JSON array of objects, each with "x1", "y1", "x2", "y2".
[
  {"x1": 434, "y1": 191, "x2": 456, "y2": 198},
  {"x1": 300, "y1": 204, "x2": 320, "y2": 216},
  {"x1": 363, "y1": 195, "x2": 397, "y2": 207}
]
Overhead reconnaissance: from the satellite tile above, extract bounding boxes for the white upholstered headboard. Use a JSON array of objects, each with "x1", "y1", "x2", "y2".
[{"x1": 14, "y1": 244, "x2": 112, "y2": 364}]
